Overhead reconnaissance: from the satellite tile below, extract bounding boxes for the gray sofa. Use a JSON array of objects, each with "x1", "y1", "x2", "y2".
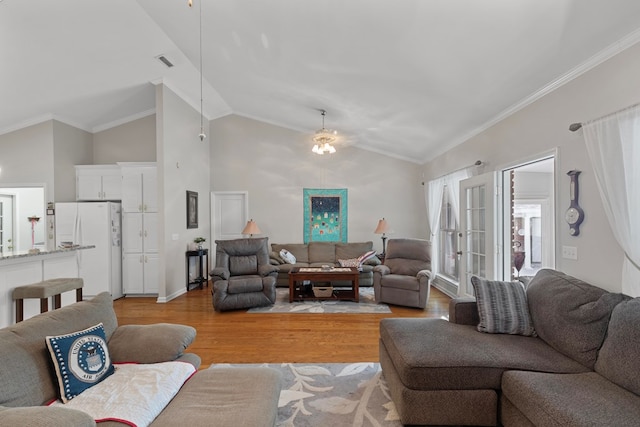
[
  {"x1": 0, "y1": 292, "x2": 282, "y2": 427},
  {"x1": 379, "y1": 269, "x2": 640, "y2": 426},
  {"x1": 270, "y1": 241, "x2": 380, "y2": 287}
]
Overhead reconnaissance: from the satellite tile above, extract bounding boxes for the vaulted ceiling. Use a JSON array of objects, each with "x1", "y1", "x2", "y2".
[{"x1": 2, "y1": 0, "x2": 640, "y2": 163}]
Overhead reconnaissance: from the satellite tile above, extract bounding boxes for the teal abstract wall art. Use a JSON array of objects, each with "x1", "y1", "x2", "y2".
[{"x1": 303, "y1": 188, "x2": 348, "y2": 243}]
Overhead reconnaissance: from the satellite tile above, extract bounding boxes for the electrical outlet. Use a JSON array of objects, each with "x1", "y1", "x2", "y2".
[
  {"x1": 562, "y1": 246, "x2": 578, "y2": 260},
  {"x1": 172, "y1": 233, "x2": 179, "y2": 241}
]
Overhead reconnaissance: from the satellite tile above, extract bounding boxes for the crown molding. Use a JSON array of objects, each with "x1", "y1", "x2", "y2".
[
  {"x1": 91, "y1": 109, "x2": 156, "y2": 133},
  {"x1": 421, "y1": 27, "x2": 640, "y2": 164}
]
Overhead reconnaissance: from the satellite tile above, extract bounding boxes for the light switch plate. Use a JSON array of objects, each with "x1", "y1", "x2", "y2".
[{"x1": 562, "y1": 245, "x2": 578, "y2": 260}]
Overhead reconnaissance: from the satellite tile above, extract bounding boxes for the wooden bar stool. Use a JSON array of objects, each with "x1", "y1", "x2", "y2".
[{"x1": 12, "y1": 278, "x2": 84, "y2": 323}]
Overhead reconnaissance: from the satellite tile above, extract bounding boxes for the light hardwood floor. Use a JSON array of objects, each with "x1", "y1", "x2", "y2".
[{"x1": 113, "y1": 285, "x2": 451, "y2": 368}]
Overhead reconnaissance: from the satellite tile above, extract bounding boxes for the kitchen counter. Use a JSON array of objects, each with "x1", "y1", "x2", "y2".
[{"x1": 0, "y1": 245, "x2": 95, "y2": 263}]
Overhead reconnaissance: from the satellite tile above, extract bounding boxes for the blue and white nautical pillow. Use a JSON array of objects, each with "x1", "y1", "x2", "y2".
[{"x1": 46, "y1": 323, "x2": 115, "y2": 403}]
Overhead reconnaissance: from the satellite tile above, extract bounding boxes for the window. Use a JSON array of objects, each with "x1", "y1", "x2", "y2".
[{"x1": 438, "y1": 185, "x2": 459, "y2": 281}]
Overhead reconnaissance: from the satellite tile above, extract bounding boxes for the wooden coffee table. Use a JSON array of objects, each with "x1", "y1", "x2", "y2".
[{"x1": 288, "y1": 267, "x2": 359, "y2": 303}]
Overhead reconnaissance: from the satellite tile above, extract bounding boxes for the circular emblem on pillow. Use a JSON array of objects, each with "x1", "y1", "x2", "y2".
[{"x1": 69, "y1": 334, "x2": 111, "y2": 382}]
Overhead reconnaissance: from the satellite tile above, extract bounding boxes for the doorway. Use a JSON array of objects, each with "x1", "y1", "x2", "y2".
[
  {"x1": 501, "y1": 157, "x2": 555, "y2": 281},
  {"x1": 0, "y1": 195, "x2": 14, "y2": 253}
]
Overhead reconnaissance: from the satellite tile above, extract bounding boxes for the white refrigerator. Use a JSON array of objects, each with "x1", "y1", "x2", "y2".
[{"x1": 55, "y1": 202, "x2": 123, "y2": 299}]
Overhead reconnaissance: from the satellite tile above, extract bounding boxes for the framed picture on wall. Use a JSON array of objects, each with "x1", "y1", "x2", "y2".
[
  {"x1": 187, "y1": 191, "x2": 198, "y2": 229},
  {"x1": 303, "y1": 188, "x2": 348, "y2": 243}
]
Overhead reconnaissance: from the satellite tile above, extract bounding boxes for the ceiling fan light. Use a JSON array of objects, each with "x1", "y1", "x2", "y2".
[{"x1": 311, "y1": 110, "x2": 338, "y2": 155}]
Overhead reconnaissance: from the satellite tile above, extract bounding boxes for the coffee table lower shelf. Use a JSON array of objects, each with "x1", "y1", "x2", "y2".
[
  {"x1": 288, "y1": 267, "x2": 360, "y2": 303},
  {"x1": 291, "y1": 287, "x2": 357, "y2": 302}
]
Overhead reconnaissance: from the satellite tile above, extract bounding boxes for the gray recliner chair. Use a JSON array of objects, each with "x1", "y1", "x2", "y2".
[
  {"x1": 373, "y1": 238, "x2": 432, "y2": 309},
  {"x1": 211, "y1": 237, "x2": 278, "y2": 312}
]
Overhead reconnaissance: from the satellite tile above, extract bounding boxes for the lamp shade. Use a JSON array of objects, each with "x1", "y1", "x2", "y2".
[
  {"x1": 242, "y1": 219, "x2": 262, "y2": 236},
  {"x1": 374, "y1": 218, "x2": 389, "y2": 234}
]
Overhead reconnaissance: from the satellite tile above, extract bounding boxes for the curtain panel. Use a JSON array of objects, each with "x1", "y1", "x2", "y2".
[
  {"x1": 583, "y1": 104, "x2": 640, "y2": 297},
  {"x1": 426, "y1": 169, "x2": 472, "y2": 281}
]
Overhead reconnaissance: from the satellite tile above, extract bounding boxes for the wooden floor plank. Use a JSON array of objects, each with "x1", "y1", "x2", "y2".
[{"x1": 113, "y1": 285, "x2": 451, "y2": 368}]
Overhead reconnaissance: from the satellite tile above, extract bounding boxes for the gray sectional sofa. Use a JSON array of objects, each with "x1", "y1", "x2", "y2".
[
  {"x1": 269, "y1": 241, "x2": 380, "y2": 287},
  {"x1": 379, "y1": 269, "x2": 640, "y2": 426},
  {"x1": 0, "y1": 292, "x2": 282, "y2": 427}
]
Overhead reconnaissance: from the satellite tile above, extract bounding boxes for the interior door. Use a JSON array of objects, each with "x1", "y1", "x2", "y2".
[
  {"x1": 458, "y1": 172, "x2": 496, "y2": 297},
  {"x1": 211, "y1": 191, "x2": 249, "y2": 266},
  {"x1": 211, "y1": 191, "x2": 248, "y2": 241}
]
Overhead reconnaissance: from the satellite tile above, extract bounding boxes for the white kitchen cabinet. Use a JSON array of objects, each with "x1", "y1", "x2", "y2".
[
  {"x1": 122, "y1": 211, "x2": 158, "y2": 295},
  {"x1": 122, "y1": 213, "x2": 158, "y2": 254},
  {"x1": 76, "y1": 165, "x2": 122, "y2": 201},
  {"x1": 119, "y1": 163, "x2": 157, "y2": 213},
  {"x1": 122, "y1": 252, "x2": 159, "y2": 295}
]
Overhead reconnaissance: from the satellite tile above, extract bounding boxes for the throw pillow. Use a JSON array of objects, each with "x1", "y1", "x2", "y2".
[
  {"x1": 338, "y1": 258, "x2": 360, "y2": 268},
  {"x1": 471, "y1": 276, "x2": 536, "y2": 336},
  {"x1": 357, "y1": 250, "x2": 377, "y2": 264},
  {"x1": 46, "y1": 323, "x2": 115, "y2": 403},
  {"x1": 269, "y1": 251, "x2": 285, "y2": 264},
  {"x1": 279, "y1": 249, "x2": 297, "y2": 264}
]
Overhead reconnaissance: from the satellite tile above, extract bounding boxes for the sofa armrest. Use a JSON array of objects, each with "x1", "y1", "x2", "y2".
[
  {"x1": 211, "y1": 267, "x2": 229, "y2": 280},
  {"x1": 417, "y1": 269, "x2": 432, "y2": 280},
  {"x1": 108, "y1": 323, "x2": 197, "y2": 365},
  {"x1": 449, "y1": 297, "x2": 479, "y2": 325},
  {"x1": 373, "y1": 264, "x2": 391, "y2": 275},
  {"x1": 259, "y1": 264, "x2": 279, "y2": 277},
  {"x1": 0, "y1": 406, "x2": 96, "y2": 427}
]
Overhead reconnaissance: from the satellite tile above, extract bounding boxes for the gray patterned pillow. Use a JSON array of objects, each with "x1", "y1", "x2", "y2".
[{"x1": 471, "y1": 276, "x2": 536, "y2": 336}]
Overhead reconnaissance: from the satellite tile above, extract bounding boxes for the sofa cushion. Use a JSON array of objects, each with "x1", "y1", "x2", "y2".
[
  {"x1": 0, "y1": 292, "x2": 117, "y2": 408},
  {"x1": 45, "y1": 323, "x2": 115, "y2": 403},
  {"x1": 229, "y1": 255, "x2": 258, "y2": 275},
  {"x1": 308, "y1": 242, "x2": 336, "y2": 263},
  {"x1": 335, "y1": 241, "x2": 373, "y2": 260},
  {"x1": 594, "y1": 297, "x2": 640, "y2": 395},
  {"x1": 471, "y1": 276, "x2": 535, "y2": 336},
  {"x1": 502, "y1": 371, "x2": 640, "y2": 427},
  {"x1": 108, "y1": 324, "x2": 196, "y2": 364},
  {"x1": 526, "y1": 269, "x2": 628, "y2": 369},
  {"x1": 384, "y1": 239, "x2": 431, "y2": 276},
  {"x1": 271, "y1": 243, "x2": 309, "y2": 263},
  {"x1": 379, "y1": 318, "x2": 588, "y2": 391}
]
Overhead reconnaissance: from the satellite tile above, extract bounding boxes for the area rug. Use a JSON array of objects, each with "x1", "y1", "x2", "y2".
[
  {"x1": 209, "y1": 363, "x2": 401, "y2": 427},
  {"x1": 247, "y1": 288, "x2": 391, "y2": 314}
]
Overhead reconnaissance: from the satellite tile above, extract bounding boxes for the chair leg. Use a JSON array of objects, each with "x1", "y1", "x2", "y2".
[
  {"x1": 76, "y1": 288, "x2": 83, "y2": 302},
  {"x1": 40, "y1": 298, "x2": 48, "y2": 313},
  {"x1": 53, "y1": 294, "x2": 62, "y2": 310},
  {"x1": 15, "y1": 299, "x2": 24, "y2": 323}
]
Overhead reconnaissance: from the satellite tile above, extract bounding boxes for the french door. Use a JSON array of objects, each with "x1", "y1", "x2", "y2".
[{"x1": 458, "y1": 173, "x2": 496, "y2": 297}]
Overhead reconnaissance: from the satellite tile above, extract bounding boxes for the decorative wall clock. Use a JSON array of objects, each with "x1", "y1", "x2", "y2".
[{"x1": 565, "y1": 170, "x2": 584, "y2": 236}]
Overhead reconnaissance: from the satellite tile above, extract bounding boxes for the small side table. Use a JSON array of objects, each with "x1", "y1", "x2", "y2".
[{"x1": 185, "y1": 249, "x2": 209, "y2": 291}]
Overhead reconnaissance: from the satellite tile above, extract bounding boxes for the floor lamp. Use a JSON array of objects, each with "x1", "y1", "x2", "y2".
[{"x1": 374, "y1": 218, "x2": 390, "y2": 258}]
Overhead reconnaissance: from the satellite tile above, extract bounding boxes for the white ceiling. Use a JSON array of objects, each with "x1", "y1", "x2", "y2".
[{"x1": 2, "y1": 1, "x2": 640, "y2": 164}]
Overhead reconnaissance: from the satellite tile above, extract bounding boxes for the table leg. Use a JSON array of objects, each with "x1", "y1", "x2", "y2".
[
  {"x1": 289, "y1": 276, "x2": 294, "y2": 303},
  {"x1": 354, "y1": 275, "x2": 359, "y2": 302}
]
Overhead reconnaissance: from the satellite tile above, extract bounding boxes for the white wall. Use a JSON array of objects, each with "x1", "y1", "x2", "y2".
[
  {"x1": 210, "y1": 114, "x2": 426, "y2": 254},
  {"x1": 156, "y1": 84, "x2": 211, "y2": 301},
  {"x1": 422, "y1": 42, "x2": 640, "y2": 293},
  {"x1": 0, "y1": 121, "x2": 55, "y2": 200},
  {"x1": 93, "y1": 114, "x2": 156, "y2": 164},
  {"x1": 53, "y1": 120, "x2": 93, "y2": 202}
]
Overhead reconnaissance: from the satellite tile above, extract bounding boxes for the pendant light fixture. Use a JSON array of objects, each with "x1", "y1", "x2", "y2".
[
  {"x1": 312, "y1": 110, "x2": 337, "y2": 155},
  {"x1": 189, "y1": 0, "x2": 206, "y2": 141}
]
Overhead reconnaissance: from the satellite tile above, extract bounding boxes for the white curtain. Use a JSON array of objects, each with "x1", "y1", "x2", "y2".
[
  {"x1": 444, "y1": 169, "x2": 472, "y2": 224},
  {"x1": 427, "y1": 177, "x2": 445, "y2": 276},
  {"x1": 426, "y1": 168, "x2": 473, "y2": 279},
  {"x1": 583, "y1": 104, "x2": 640, "y2": 297}
]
